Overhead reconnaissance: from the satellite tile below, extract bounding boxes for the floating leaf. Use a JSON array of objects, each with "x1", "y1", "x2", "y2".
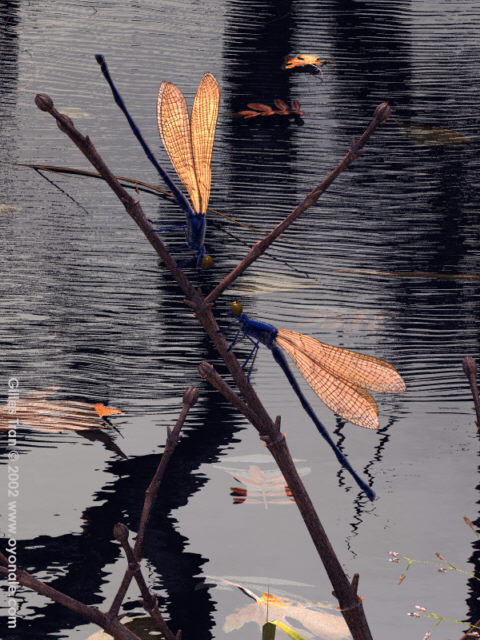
[
  {"x1": 283, "y1": 54, "x2": 328, "y2": 71},
  {"x1": 238, "y1": 100, "x2": 304, "y2": 119},
  {"x1": 238, "y1": 109, "x2": 262, "y2": 119},
  {"x1": 0, "y1": 203, "x2": 21, "y2": 216},
  {"x1": 290, "y1": 100, "x2": 304, "y2": 115},
  {"x1": 394, "y1": 120, "x2": 471, "y2": 145},
  {"x1": 247, "y1": 103, "x2": 276, "y2": 115},
  {"x1": 0, "y1": 387, "x2": 123, "y2": 432},
  {"x1": 220, "y1": 578, "x2": 350, "y2": 639},
  {"x1": 93, "y1": 402, "x2": 124, "y2": 418}
]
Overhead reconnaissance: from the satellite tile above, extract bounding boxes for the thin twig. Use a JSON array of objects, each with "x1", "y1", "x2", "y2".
[
  {"x1": 205, "y1": 103, "x2": 392, "y2": 305},
  {"x1": 463, "y1": 356, "x2": 480, "y2": 430},
  {"x1": 134, "y1": 387, "x2": 199, "y2": 559},
  {"x1": 109, "y1": 388, "x2": 198, "y2": 634}
]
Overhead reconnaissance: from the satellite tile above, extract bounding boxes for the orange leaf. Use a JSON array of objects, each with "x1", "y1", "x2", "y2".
[
  {"x1": 238, "y1": 110, "x2": 261, "y2": 118},
  {"x1": 93, "y1": 403, "x2": 124, "y2": 418},
  {"x1": 247, "y1": 103, "x2": 275, "y2": 114},
  {"x1": 274, "y1": 99, "x2": 289, "y2": 111}
]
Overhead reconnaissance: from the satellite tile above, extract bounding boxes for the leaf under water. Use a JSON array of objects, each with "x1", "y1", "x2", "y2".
[
  {"x1": 228, "y1": 272, "x2": 317, "y2": 295},
  {"x1": 0, "y1": 203, "x2": 21, "y2": 216},
  {"x1": 394, "y1": 120, "x2": 471, "y2": 145}
]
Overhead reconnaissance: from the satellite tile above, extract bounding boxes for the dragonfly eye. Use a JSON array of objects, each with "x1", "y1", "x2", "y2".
[
  {"x1": 230, "y1": 301, "x2": 243, "y2": 316},
  {"x1": 201, "y1": 254, "x2": 213, "y2": 269}
]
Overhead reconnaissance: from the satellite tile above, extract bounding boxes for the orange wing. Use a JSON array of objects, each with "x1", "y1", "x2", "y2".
[
  {"x1": 190, "y1": 73, "x2": 219, "y2": 213},
  {"x1": 157, "y1": 80, "x2": 201, "y2": 212},
  {"x1": 276, "y1": 329, "x2": 406, "y2": 429},
  {"x1": 277, "y1": 329, "x2": 406, "y2": 392}
]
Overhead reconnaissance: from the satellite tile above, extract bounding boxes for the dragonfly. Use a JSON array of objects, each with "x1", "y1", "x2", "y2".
[
  {"x1": 95, "y1": 54, "x2": 219, "y2": 268},
  {"x1": 229, "y1": 301, "x2": 407, "y2": 500}
]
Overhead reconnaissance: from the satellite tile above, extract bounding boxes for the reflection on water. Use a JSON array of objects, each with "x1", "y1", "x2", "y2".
[{"x1": 1, "y1": 0, "x2": 480, "y2": 638}]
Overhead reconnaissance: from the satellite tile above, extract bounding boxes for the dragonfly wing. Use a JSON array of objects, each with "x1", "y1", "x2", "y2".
[
  {"x1": 190, "y1": 73, "x2": 220, "y2": 213},
  {"x1": 157, "y1": 81, "x2": 201, "y2": 213},
  {"x1": 275, "y1": 334, "x2": 380, "y2": 429},
  {"x1": 276, "y1": 328, "x2": 406, "y2": 393}
]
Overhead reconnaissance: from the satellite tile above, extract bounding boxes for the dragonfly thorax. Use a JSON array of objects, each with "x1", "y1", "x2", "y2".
[{"x1": 239, "y1": 313, "x2": 278, "y2": 348}]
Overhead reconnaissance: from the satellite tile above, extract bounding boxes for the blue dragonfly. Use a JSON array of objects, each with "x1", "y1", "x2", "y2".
[
  {"x1": 95, "y1": 54, "x2": 219, "y2": 268},
  {"x1": 229, "y1": 302, "x2": 407, "y2": 501}
]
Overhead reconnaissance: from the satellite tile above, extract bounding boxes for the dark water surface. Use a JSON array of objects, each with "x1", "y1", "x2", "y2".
[{"x1": 1, "y1": 1, "x2": 479, "y2": 639}]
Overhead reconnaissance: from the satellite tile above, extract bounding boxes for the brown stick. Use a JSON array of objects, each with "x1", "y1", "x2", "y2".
[
  {"x1": 134, "y1": 387, "x2": 199, "y2": 559},
  {"x1": 463, "y1": 356, "x2": 480, "y2": 430},
  {"x1": 205, "y1": 103, "x2": 392, "y2": 305}
]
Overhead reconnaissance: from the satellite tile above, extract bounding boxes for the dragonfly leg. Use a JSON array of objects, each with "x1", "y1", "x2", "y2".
[
  {"x1": 226, "y1": 324, "x2": 243, "y2": 352},
  {"x1": 243, "y1": 342, "x2": 260, "y2": 381},
  {"x1": 148, "y1": 222, "x2": 188, "y2": 234}
]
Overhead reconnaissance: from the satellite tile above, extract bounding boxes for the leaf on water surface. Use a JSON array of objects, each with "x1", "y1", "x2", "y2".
[
  {"x1": 247, "y1": 103, "x2": 276, "y2": 114},
  {"x1": 394, "y1": 120, "x2": 471, "y2": 145},
  {"x1": 0, "y1": 386, "x2": 124, "y2": 432},
  {"x1": 239, "y1": 100, "x2": 304, "y2": 118},
  {"x1": 238, "y1": 109, "x2": 262, "y2": 118},
  {"x1": 228, "y1": 272, "x2": 317, "y2": 295},
  {"x1": 221, "y1": 579, "x2": 351, "y2": 639},
  {"x1": 283, "y1": 54, "x2": 328, "y2": 70},
  {"x1": 0, "y1": 203, "x2": 21, "y2": 216},
  {"x1": 93, "y1": 402, "x2": 124, "y2": 418}
]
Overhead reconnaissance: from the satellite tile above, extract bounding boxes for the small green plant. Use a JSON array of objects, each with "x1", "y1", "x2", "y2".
[{"x1": 389, "y1": 517, "x2": 480, "y2": 638}]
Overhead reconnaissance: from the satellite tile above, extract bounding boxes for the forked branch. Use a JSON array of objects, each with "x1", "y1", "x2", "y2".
[{"x1": 29, "y1": 94, "x2": 390, "y2": 640}]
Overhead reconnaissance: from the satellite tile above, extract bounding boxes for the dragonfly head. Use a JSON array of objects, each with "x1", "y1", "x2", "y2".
[
  {"x1": 230, "y1": 301, "x2": 243, "y2": 316},
  {"x1": 201, "y1": 254, "x2": 213, "y2": 269}
]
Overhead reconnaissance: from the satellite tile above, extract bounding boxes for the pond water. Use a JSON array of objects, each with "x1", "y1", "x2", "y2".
[{"x1": 1, "y1": 1, "x2": 480, "y2": 639}]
